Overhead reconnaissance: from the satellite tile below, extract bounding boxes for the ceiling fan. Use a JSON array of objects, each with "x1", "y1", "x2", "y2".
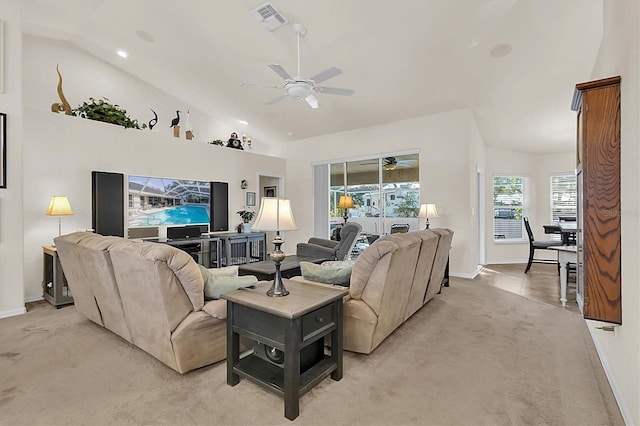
[
  {"x1": 360, "y1": 157, "x2": 418, "y2": 171},
  {"x1": 240, "y1": 23, "x2": 354, "y2": 109}
]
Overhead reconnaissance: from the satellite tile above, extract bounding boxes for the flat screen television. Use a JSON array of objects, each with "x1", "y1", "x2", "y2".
[{"x1": 128, "y1": 175, "x2": 210, "y2": 228}]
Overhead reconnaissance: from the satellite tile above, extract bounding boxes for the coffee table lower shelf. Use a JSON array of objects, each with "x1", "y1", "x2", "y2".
[{"x1": 234, "y1": 354, "x2": 337, "y2": 397}]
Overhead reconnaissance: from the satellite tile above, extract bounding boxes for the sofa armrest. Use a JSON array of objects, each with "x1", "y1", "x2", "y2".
[
  {"x1": 296, "y1": 242, "x2": 337, "y2": 259},
  {"x1": 307, "y1": 238, "x2": 339, "y2": 249}
]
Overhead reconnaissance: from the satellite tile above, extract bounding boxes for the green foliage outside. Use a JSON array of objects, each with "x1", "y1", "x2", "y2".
[
  {"x1": 73, "y1": 97, "x2": 146, "y2": 129},
  {"x1": 395, "y1": 191, "x2": 419, "y2": 217}
]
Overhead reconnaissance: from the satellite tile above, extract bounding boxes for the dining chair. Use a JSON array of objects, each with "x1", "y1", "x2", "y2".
[{"x1": 523, "y1": 217, "x2": 564, "y2": 273}]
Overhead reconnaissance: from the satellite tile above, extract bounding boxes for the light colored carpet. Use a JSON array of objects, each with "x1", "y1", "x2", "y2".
[{"x1": 0, "y1": 278, "x2": 623, "y2": 425}]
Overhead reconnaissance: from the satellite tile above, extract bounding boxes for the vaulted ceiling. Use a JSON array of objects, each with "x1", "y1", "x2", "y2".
[{"x1": 19, "y1": 0, "x2": 602, "y2": 153}]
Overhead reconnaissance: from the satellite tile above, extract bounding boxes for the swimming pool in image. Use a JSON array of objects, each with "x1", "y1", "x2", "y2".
[{"x1": 131, "y1": 205, "x2": 210, "y2": 227}]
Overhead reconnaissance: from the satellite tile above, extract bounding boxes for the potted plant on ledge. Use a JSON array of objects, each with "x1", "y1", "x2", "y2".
[{"x1": 236, "y1": 210, "x2": 256, "y2": 233}]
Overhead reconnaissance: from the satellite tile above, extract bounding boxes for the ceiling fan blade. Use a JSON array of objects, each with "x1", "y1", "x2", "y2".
[
  {"x1": 268, "y1": 63, "x2": 293, "y2": 80},
  {"x1": 241, "y1": 83, "x2": 283, "y2": 89},
  {"x1": 316, "y1": 86, "x2": 354, "y2": 96},
  {"x1": 309, "y1": 67, "x2": 342, "y2": 84},
  {"x1": 266, "y1": 94, "x2": 288, "y2": 105},
  {"x1": 305, "y1": 94, "x2": 319, "y2": 109}
]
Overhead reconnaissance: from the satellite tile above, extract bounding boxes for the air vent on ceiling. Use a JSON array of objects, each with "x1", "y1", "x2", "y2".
[{"x1": 250, "y1": 2, "x2": 288, "y2": 32}]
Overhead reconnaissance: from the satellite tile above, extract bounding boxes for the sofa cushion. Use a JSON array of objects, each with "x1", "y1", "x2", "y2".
[
  {"x1": 300, "y1": 261, "x2": 352, "y2": 286},
  {"x1": 200, "y1": 266, "x2": 258, "y2": 299}
]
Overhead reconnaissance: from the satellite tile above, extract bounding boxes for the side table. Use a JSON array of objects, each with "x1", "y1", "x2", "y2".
[
  {"x1": 223, "y1": 280, "x2": 348, "y2": 420},
  {"x1": 42, "y1": 246, "x2": 74, "y2": 308}
]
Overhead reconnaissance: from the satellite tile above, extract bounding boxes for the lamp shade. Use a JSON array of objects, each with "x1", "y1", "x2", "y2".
[
  {"x1": 337, "y1": 195, "x2": 354, "y2": 209},
  {"x1": 419, "y1": 203, "x2": 438, "y2": 219},
  {"x1": 252, "y1": 197, "x2": 297, "y2": 232},
  {"x1": 46, "y1": 196, "x2": 74, "y2": 216}
]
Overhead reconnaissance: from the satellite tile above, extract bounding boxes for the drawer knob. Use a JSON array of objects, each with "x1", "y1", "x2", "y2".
[{"x1": 316, "y1": 316, "x2": 324, "y2": 323}]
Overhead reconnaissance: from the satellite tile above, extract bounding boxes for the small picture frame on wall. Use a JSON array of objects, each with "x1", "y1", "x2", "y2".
[
  {"x1": 264, "y1": 186, "x2": 276, "y2": 197},
  {"x1": 0, "y1": 112, "x2": 6, "y2": 188},
  {"x1": 246, "y1": 191, "x2": 256, "y2": 207}
]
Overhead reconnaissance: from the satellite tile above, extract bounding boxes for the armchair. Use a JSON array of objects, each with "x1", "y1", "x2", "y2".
[{"x1": 296, "y1": 222, "x2": 363, "y2": 261}]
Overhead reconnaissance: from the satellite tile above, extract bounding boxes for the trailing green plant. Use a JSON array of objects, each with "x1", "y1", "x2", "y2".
[
  {"x1": 73, "y1": 97, "x2": 146, "y2": 129},
  {"x1": 209, "y1": 139, "x2": 225, "y2": 146}
]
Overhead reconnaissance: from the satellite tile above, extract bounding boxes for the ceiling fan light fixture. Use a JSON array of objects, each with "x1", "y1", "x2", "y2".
[
  {"x1": 286, "y1": 82, "x2": 312, "y2": 99},
  {"x1": 383, "y1": 163, "x2": 396, "y2": 171}
]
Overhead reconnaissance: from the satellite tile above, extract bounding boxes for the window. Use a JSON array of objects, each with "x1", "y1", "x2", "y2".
[
  {"x1": 550, "y1": 174, "x2": 577, "y2": 222},
  {"x1": 493, "y1": 176, "x2": 524, "y2": 241},
  {"x1": 327, "y1": 153, "x2": 420, "y2": 238}
]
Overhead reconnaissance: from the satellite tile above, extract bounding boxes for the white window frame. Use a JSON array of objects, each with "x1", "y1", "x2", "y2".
[
  {"x1": 550, "y1": 174, "x2": 577, "y2": 222},
  {"x1": 549, "y1": 174, "x2": 577, "y2": 240},
  {"x1": 492, "y1": 175, "x2": 527, "y2": 244}
]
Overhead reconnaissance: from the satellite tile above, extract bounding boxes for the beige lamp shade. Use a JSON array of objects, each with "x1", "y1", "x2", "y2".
[
  {"x1": 252, "y1": 197, "x2": 297, "y2": 232},
  {"x1": 46, "y1": 196, "x2": 74, "y2": 216},
  {"x1": 337, "y1": 195, "x2": 354, "y2": 209},
  {"x1": 419, "y1": 203, "x2": 438, "y2": 218},
  {"x1": 46, "y1": 196, "x2": 74, "y2": 239}
]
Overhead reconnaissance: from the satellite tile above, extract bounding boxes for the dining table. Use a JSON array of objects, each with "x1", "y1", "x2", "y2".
[
  {"x1": 549, "y1": 245, "x2": 577, "y2": 307},
  {"x1": 544, "y1": 222, "x2": 577, "y2": 245}
]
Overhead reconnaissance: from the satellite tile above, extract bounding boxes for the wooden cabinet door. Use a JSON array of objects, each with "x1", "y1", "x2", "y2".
[{"x1": 575, "y1": 77, "x2": 621, "y2": 324}]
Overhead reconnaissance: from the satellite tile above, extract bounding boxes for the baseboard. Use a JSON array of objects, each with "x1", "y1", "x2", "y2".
[
  {"x1": 0, "y1": 306, "x2": 27, "y2": 319},
  {"x1": 24, "y1": 295, "x2": 44, "y2": 303},
  {"x1": 586, "y1": 324, "x2": 633, "y2": 425},
  {"x1": 485, "y1": 259, "x2": 529, "y2": 265},
  {"x1": 450, "y1": 269, "x2": 480, "y2": 280}
]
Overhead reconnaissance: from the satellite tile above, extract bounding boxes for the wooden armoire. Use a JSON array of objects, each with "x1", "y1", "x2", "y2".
[{"x1": 571, "y1": 76, "x2": 621, "y2": 324}]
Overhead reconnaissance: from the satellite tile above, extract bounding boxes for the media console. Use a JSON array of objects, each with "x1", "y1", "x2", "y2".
[{"x1": 149, "y1": 232, "x2": 266, "y2": 268}]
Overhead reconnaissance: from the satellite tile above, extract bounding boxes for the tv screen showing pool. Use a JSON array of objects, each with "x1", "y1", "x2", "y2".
[{"x1": 128, "y1": 175, "x2": 210, "y2": 227}]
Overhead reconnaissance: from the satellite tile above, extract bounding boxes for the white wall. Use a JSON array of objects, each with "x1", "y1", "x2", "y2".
[
  {"x1": 22, "y1": 34, "x2": 273, "y2": 154},
  {"x1": 279, "y1": 108, "x2": 479, "y2": 278},
  {"x1": 586, "y1": 1, "x2": 639, "y2": 424},
  {"x1": 0, "y1": 1, "x2": 25, "y2": 317},
  {"x1": 484, "y1": 146, "x2": 575, "y2": 264},
  {"x1": 0, "y1": 26, "x2": 286, "y2": 311},
  {"x1": 19, "y1": 109, "x2": 285, "y2": 301}
]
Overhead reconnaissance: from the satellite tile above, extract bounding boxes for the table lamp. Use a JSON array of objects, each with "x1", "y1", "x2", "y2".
[
  {"x1": 419, "y1": 203, "x2": 438, "y2": 229},
  {"x1": 337, "y1": 195, "x2": 354, "y2": 225},
  {"x1": 46, "y1": 196, "x2": 74, "y2": 238},
  {"x1": 252, "y1": 197, "x2": 297, "y2": 297}
]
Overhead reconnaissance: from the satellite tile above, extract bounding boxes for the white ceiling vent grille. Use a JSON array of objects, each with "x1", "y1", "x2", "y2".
[{"x1": 250, "y1": 2, "x2": 288, "y2": 32}]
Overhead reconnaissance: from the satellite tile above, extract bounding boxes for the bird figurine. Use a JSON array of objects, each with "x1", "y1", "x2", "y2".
[
  {"x1": 170, "y1": 110, "x2": 181, "y2": 127},
  {"x1": 148, "y1": 109, "x2": 158, "y2": 130},
  {"x1": 184, "y1": 109, "x2": 194, "y2": 140}
]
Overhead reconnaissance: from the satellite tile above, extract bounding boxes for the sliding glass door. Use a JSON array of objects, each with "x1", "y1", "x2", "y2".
[{"x1": 328, "y1": 153, "x2": 419, "y2": 238}]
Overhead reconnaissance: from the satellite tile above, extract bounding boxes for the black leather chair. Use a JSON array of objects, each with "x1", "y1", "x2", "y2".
[
  {"x1": 523, "y1": 217, "x2": 564, "y2": 273},
  {"x1": 296, "y1": 222, "x2": 363, "y2": 261}
]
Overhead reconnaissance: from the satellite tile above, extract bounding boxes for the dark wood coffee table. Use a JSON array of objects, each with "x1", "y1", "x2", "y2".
[{"x1": 237, "y1": 255, "x2": 329, "y2": 281}]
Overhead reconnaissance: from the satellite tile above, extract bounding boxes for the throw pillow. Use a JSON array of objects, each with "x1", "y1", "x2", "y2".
[
  {"x1": 204, "y1": 275, "x2": 258, "y2": 300},
  {"x1": 300, "y1": 261, "x2": 352, "y2": 286}
]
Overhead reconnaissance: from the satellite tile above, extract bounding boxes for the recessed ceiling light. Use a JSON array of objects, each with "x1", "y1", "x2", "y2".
[
  {"x1": 238, "y1": 119, "x2": 249, "y2": 125},
  {"x1": 116, "y1": 49, "x2": 128, "y2": 58},
  {"x1": 287, "y1": 131, "x2": 294, "y2": 137},
  {"x1": 489, "y1": 44, "x2": 512, "y2": 58},
  {"x1": 136, "y1": 30, "x2": 155, "y2": 43}
]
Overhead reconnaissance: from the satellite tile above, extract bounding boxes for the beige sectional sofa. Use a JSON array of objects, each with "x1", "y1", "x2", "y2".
[
  {"x1": 293, "y1": 228, "x2": 453, "y2": 354},
  {"x1": 55, "y1": 232, "x2": 230, "y2": 374}
]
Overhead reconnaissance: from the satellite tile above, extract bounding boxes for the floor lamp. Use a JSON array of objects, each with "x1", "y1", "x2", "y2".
[
  {"x1": 252, "y1": 197, "x2": 297, "y2": 297},
  {"x1": 419, "y1": 203, "x2": 438, "y2": 229},
  {"x1": 46, "y1": 196, "x2": 74, "y2": 242}
]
